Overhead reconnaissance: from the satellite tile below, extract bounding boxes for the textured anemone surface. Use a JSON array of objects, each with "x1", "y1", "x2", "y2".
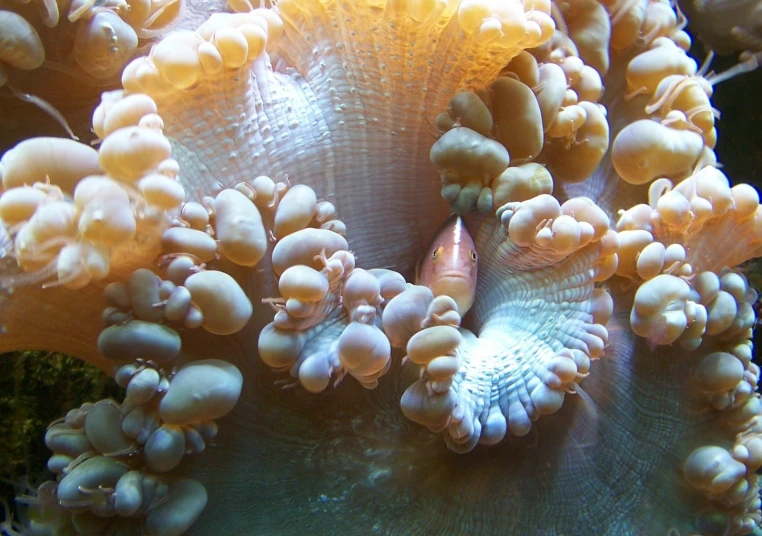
[{"x1": 2, "y1": 0, "x2": 762, "y2": 534}]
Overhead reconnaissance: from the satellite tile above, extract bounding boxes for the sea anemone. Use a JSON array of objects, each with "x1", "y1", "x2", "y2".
[{"x1": 1, "y1": 0, "x2": 762, "y2": 534}]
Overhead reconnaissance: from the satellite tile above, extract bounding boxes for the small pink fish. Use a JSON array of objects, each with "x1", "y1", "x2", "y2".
[{"x1": 416, "y1": 214, "x2": 478, "y2": 315}]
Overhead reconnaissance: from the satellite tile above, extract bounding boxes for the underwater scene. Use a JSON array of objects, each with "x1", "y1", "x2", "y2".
[{"x1": 1, "y1": 0, "x2": 762, "y2": 534}]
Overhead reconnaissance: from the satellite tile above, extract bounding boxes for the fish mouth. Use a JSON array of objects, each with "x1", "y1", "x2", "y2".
[
  {"x1": 431, "y1": 273, "x2": 476, "y2": 314},
  {"x1": 433, "y1": 270, "x2": 474, "y2": 283}
]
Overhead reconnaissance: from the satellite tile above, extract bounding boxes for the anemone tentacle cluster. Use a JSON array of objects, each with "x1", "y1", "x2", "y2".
[
  {"x1": 37, "y1": 353, "x2": 241, "y2": 535},
  {"x1": 678, "y1": 0, "x2": 762, "y2": 62},
  {"x1": 0, "y1": 0, "x2": 183, "y2": 87},
  {"x1": 0, "y1": 102, "x2": 179, "y2": 291},
  {"x1": 2, "y1": 0, "x2": 762, "y2": 534}
]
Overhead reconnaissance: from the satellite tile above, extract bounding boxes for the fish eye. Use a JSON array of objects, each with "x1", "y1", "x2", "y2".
[
  {"x1": 471, "y1": 250, "x2": 478, "y2": 262},
  {"x1": 432, "y1": 245, "x2": 444, "y2": 260}
]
